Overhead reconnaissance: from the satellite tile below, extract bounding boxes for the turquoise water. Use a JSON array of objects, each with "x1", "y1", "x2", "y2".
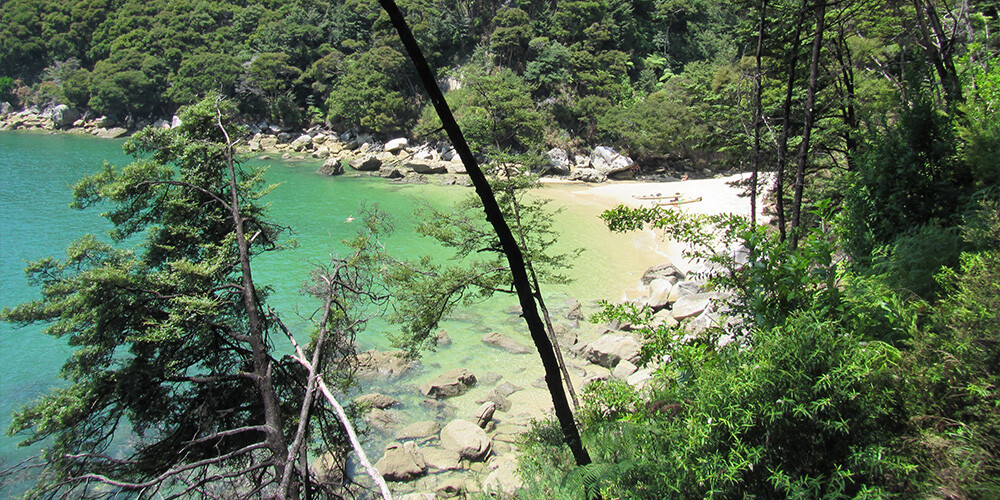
[{"x1": 0, "y1": 131, "x2": 660, "y2": 492}]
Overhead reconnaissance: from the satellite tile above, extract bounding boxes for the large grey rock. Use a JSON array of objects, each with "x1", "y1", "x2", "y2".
[
  {"x1": 422, "y1": 448, "x2": 462, "y2": 471},
  {"x1": 482, "y1": 331, "x2": 530, "y2": 354},
  {"x1": 646, "y1": 278, "x2": 675, "y2": 310},
  {"x1": 152, "y1": 118, "x2": 171, "y2": 129},
  {"x1": 495, "y1": 381, "x2": 522, "y2": 398},
  {"x1": 49, "y1": 105, "x2": 81, "y2": 127},
  {"x1": 440, "y1": 419, "x2": 491, "y2": 461},
  {"x1": 290, "y1": 134, "x2": 313, "y2": 151},
  {"x1": 477, "y1": 389, "x2": 512, "y2": 412},
  {"x1": 365, "y1": 408, "x2": 402, "y2": 433},
  {"x1": 421, "y1": 368, "x2": 476, "y2": 399},
  {"x1": 349, "y1": 156, "x2": 382, "y2": 171},
  {"x1": 384, "y1": 137, "x2": 408, "y2": 152},
  {"x1": 544, "y1": 148, "x2": 572, "y2": 175},
  {"x1": 355, "y1": 393, "x2": 400, "y2": 409},
  {"x1": 378, "y1": 166, "x2": 405, "y2": 178},
  {"x1": 434, "y1": 477, "x2": 465, "y2": 498},
  {"x1": 483, "y1": 455, "x2": 524, "y2": 496},
  {"x1": 641, "y1": 263, "x2": 686, "y2": 285},
  {"x1": 672, "y1": 292, "x2": 720, "y2": 321},
  {"x1": 474, "y1": 401, "x2": 497, "y2": 428},
  {"x1": 584, "y1": 334, "x2": 641, "y2": 369},
  {"x1": 627, "y1": 368, "x2": 654, "y2": 388},
  {"x1": 0, "y1": 102, "x2": 13, "y2": 116},
  {"x1": 316, "y1": 157, "x2": 344, "y2": 176},
  {"x1": 406, "y1": 160, "x2": 448, "y2": 174},
  {"x1": 590, "y1": 146, "x2": 635, "y2": 175},
  {"x1": 96, "y1": 127, "x2": 128, "y2": 139},
  {"x1": 395, "y1": 420, "x2": 441, "y2": 441},
  {"x1": 375, "y1": 441, "x2": 426, "y2": 481},
  {"x1": 613, "y1": 359, "x2": 638, "y2": 380},
  {"x1": 669, "y1": 280, "x2": 702, "y2": 302},
  {"x1": 568, "y1": 167, "x2": 607, "y2": 183}
]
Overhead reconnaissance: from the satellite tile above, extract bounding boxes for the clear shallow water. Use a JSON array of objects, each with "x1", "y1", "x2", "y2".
[{"x1": 0, "y1": 131, "x2": 662, "y2": 491}]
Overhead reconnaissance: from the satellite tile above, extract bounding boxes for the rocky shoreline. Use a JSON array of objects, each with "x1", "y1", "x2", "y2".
[
  {"x1": 341, "y1": 260, "x2": 734, "y2": 499},
  {"x1": 0, "y1": 105, "x2": 726, "y2": 185}
]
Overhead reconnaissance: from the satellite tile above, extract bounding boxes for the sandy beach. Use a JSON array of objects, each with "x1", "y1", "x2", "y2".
[{"x1": 541, "y1": 173, "x2": 762, "y2": 274}]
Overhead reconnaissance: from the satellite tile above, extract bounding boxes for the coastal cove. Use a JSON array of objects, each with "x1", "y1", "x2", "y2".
[{"x1": 0, "y1": 130, "x2": 682, "y2": 494}]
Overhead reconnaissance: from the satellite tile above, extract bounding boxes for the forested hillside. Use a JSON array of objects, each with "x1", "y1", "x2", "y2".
[{"x1": 3, "y1": 0, "x2": 993, "y2": 173}]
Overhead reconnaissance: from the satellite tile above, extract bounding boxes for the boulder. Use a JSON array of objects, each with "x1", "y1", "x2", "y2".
[
  {"x1": 641, "y1": 263, "x2": 686, "y2": 285},
  {"x1": 365, "y1": 408, "x2": 402, "y2": 433},
  {"x1": 574, "y1": 154, "x2": 591, "y2": 168},
  {"x1": 568, "y1": 167, "x2": 607, "y2": 183},
  {"x1": 477, "y1": 389, "x2": 512, "y2": 412},
  {"x1": 259, "y1": 136, "x2": 279, "y2": 149},
  {"x1": 481, "y1": 331, "x2": 530, "y2": 354},
  {"x1": 349, "y1": 156, "x2": 382, "y2": 171},
  {"x1": 584, "y1": 334, "x2": 641, "y2": 369},
  {"x1": 384, "y1": 137, "x2": 408, "y2": 152},
  {"x1": 613, "y1": 359, "x2": 638, "y2": 380},
  {"x1": 96, "y1": 127, "x2": 128, "y2": 139},
  {"x1": 646, "y1": 278, "x2": 675, "y2": 310},
  {"x1": 0, "y1": 102, "x2": 13, "y2": 116},
  {"x1": 590, "y1": 146, "x2": 635, "y2": 175},
  {"x1": 378, "y1": 166, "x2": 405, "y2": 179},
  {"x1": 170, "y1": 115, "x2": 183, "y2": 128},
  {"x1": 375, "y1": 441, "x2": 426, "y2": 481},
  {"x1": 672, "y1": 292, "x2": 719, "y2": 321},
  {"x1": 355, "y1": 393, "x2": 400, "y2": 410},
  {"x1": 565, "y1": 298, "x2": 585, "y2": 320},
  {"x1": 495, "y1": 381, "x2": 523, "y2": 398},
  {"x1": 421, "y1": 368, "x2": 477, "y2": 399},
  {"x1": 290, "y1": 134, "x2": 313, "y2": 151},
  {"x1": 421, "y1": 448, "x2": 462, "y2": 471},
  {"x1": 650, "y1": 309, "x2": 679, "y2": 329},
  {"x1": 434, "y1": 478, "x2": 465, "y2": 498},
  {"x1": 440, "y1": 420, "x2": 491, "y2": 461},
  {"x1": 153, "y1": 118, "x2": 171, "y2": 129},
  {"x1": 395, "y1": 420, "x2": 441, "y2": 441},
  {"x1": 316, "y1": 157, "x2": 344, "y2": 176},
  {"x1": 434, "y1": 329, "x2": 452, "y2": 346},
  {"x1": 669, "y1": 280, "x2": 702, "y2": 303},
  {"x1": 474, "y1": 401, "x2": 497, "y2": 428},
  {"x1": 412, "y1": 145, "x2": 437, "y2": 161},
  {"x1": 49, "y1": 105, "x2": 81, "y2": 127},
  {"x1": 406, "y1": 160, "x2": 448, "y2": 174},
  {"x1": 483, "y1": 455, "x2": 523, "y2": 496},
  {"x1": 627, "y1": 368, "x2": 654, "y2": 388},
  {"x1": 356, "y1": 349, "x2": 418, "y2": 380},
  {"x1": 544, "y1": 148, "x2": 572, "y2": 175}
]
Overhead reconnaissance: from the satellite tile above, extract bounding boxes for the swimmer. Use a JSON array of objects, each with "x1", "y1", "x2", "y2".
[{"x1": 345, "y1": 216, "x2": 355, "y2": 223}]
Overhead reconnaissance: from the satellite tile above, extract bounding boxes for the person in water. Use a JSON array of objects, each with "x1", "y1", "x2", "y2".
[{"x1": 345, "y1": 216, "x2": 355, "y2": 223}]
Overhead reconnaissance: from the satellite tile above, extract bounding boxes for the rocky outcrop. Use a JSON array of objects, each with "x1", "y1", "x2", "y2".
[
  {"x1": 440, "y1": 419, "x2": 491, "y2": 461},
  {"x1": 384, "y1": 137, "x2": 408, "y2": 152},
  {"x1": 316, "y1": 157, "x2": 344, "y2": 176},
  {"x1": 672, "y1": 292, "x2": 720, "y2": 321},
  {"x1": 49, "y1": 105, "x2": 82, "y2": 127},
  {"x1": 590, "y1": 146, "x2": 635, "y2": 176},
  {"x1": 584, "y1": 334, "x2": 641, "y2": 369},
  {"x1": 421, "y1": 368, "x2": 477, "y2": 399},
  {"x1": 641, "y1": 263, "x2": 686, "y2": 285},
  {"x1": 544, "y1": 148, "x2": 572, "y2": 175},
  {"x1": 568, "y1": 167, "x2": 607, "y2": 183},
  {"x1": 481, "y1": 331, "x2": 530, "y2": 354},
  {"x1": 349, "y1": 156, "x2": 382, "y2": 171},
  {"x1": 375, "y1": 441, "x2": 426, "y2": 481}
]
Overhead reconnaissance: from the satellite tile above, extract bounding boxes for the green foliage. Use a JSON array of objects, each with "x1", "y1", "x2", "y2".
[
  {"x1": 575, "y1": 312, "x2": 911, "y2": 498},
  {"x1": 901, "y1": 201, "x2": 1000, "y2": 496},
  {"x1": 326, "y1": 44, "x2": 409, "y2": 133}
]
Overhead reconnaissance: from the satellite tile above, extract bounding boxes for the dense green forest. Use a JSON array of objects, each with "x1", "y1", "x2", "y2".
[{"x1": 3, "y1": 0, "x2": 1000, "y2": 497}]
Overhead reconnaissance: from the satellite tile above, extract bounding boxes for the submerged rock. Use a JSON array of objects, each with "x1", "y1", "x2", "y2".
[
  {"x1": 421, "y1": 368, "x2": 477, "y2": 399},
  {"x1": 375, "y1": 441, "x2": 426, "y2": 481},
  {"x1": 481, "y1": 331, "x2": 530, "y2": 354}
]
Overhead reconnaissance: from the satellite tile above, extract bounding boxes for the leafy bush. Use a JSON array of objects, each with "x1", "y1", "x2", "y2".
[{"x1": 575, "y1": 312, "x2": 912, "y2": 498}]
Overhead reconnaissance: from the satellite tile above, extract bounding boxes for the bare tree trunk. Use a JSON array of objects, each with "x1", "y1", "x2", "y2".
[
  {"x1": 833, "y1": 26, "x2": 859, "y2": 172},
  {"x1": 218, "y1": 109, "x2": 289, "y2": 483},
  {"x1": 791, "y1": 0, "x2": 826, "y2": 246},
  {"x1": 377, "y1": 0, "x2": 591, "y2": 466}
]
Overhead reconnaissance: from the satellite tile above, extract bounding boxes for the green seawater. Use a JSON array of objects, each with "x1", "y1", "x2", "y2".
[{"x1": 0, "y1": 131, "x2": 661, "y2": 492}]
